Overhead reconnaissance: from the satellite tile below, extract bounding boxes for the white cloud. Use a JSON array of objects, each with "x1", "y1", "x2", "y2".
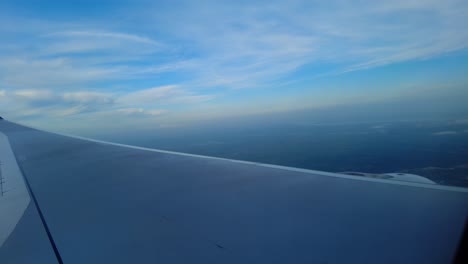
[
  {"x1": 116, "y1": 108, "x2": 166, "y2": 116},
  {"x1": 0, "y1": 85, "x2": 212, "y2": 122},
  {"x1": 121, "y1": 85, "x2": 178, "y2": 103},
  {"x1": 0, "y1": 57, "x2": 124, "y2": 88},
  {"x1": 14, "y1": 89, "x2": 55, "y2": 100},
  {"x1": 53, "y1": 105, "x2": 90, "y2": 117},
  {"x1": 5, "y1": 89, "x2": 113, "y2": 107},
  {"x1": 120, "y1": 85, "x2": 215, "y2": 105},
  {"x1": 62, "y1": 91, "x2": 114, "y2": 104},
  {"x1": 0, "y1": 89, "x2": 114, "y2": 119}
]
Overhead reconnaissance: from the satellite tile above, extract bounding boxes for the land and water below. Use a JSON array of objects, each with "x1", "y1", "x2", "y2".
[{"x1": 101, "y1": 111, "x2": 468, "y2": 188}]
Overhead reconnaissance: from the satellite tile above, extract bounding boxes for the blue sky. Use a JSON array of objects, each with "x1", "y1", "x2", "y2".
[{"x1": 0, "y1": 0, "x2": 467, "y2": 134}]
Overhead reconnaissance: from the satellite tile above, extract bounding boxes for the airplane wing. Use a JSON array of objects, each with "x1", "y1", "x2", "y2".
[{"x1": 0, "y1": 119, "x2": 467, "y2": 264}]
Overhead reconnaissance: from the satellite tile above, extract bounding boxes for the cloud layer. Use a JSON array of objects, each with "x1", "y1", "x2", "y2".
[{"x1": 0, "y1": 86, "x2": 213, "y2": 121}]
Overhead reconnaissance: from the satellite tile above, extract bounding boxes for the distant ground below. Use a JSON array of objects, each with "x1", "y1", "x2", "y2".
[{"x1": 102, "y1": 117, "x2": 468, "y2": 188}]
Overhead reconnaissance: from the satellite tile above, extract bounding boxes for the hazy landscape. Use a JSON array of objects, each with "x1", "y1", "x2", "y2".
[{"x1": 99, "y1": 106, "x2": 468, "y2": 187}]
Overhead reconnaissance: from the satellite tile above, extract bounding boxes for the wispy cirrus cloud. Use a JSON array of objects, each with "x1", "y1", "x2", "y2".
[
  {"x1": 40, "y1": 30, "x2": 164, "y2": 58},
  {"x1": 0, "y1": 28, "x2": 171, "y2": 89},
  {"x1": 116, "y1": 108, "x2": 166, "y2": 117},
  {"x1": 0, "y1": 57, "x2": 124, "y2": 88},
  {"x1": 46, "y1": 31, "x2": 162, "y2": 46},
  {"x1": 62, "y1": 91, "x2": 114, "y2": 104},
  {"x1": 2, "y1": 0, "x2": 466, "y2": 91},
  {"x1": 120, "y1": 85, "x2": 215, "y2": 106},
  {"x1": 1, "y1": 89, "x2": 115, "y2": 118},
  {"x1": 137, "y1": 0, "x2": 468, "y2": 86}
]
